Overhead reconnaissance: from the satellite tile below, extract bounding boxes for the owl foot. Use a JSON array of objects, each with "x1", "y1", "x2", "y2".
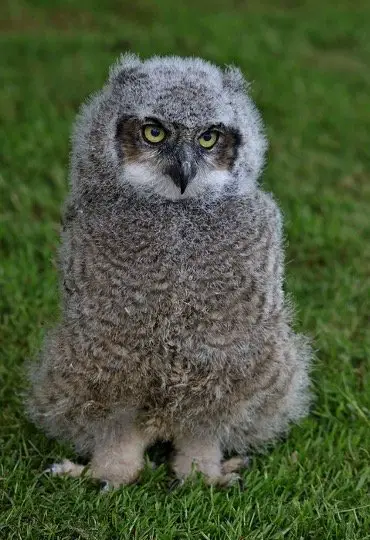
[
  {"x1": 44, "y1": 459, "x2": 86, "y2": 478},
  {"x1": 168, "y1": 472, "x2": 241, "y2": 490},
  {"x1": 172, "y1": 436, "x2": 246, "y2": 488},
  {"x1": 43, "y1": 427, "x2": 151, "y2": 489},
  {"x1": 207, "y1": 472, "x2": 242, "y2": 487},
  {"x1": 44, "y1": 457, "x2": 141, "y2": 488},
  {"x1": 221, "y1": 455, "x2": 250, "y2": 474}
]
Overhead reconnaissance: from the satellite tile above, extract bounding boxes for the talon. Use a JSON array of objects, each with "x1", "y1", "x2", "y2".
[
  {"x1": 241, "y1": 456, "x2": 250, "y2": 468},
  {"x1": 217, "y1": 472, "x2": 241, "y2": 487},
  {"x1": 42, "y1": 459, "x2": 85, "y2": 478},
  {"x1": 237, "y1": 476, "x2": 245, "y2": 490},
  {"x1": 99, "y1": 480, "x2": 112, "y2": 492},
  {"x1": 43, "y1": 462, "x2": 67, "y2": 475},
  {"x1": 168, "y1": 478, "x2": 184, "y2": 492}
]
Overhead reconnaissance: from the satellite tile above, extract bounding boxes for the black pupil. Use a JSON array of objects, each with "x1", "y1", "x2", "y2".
[
  {"x1": 151, "y1": 127, "x2": 161, "y2": 137},
  {"x1": 203, "y1": 132, "x2": 212, "y2": 141}
]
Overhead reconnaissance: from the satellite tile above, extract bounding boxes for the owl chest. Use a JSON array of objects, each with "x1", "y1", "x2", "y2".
[
  {"x1": 70, "y1": 213, "x2": 272, "y2": 343},
  {"x1": 95, "y1": 233, "x2": 249, "y2": 320}
]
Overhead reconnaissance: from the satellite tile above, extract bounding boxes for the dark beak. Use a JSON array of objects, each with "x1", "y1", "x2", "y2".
[{"x1": 166, "y1": 147, "x2": 197, "y2": 194}]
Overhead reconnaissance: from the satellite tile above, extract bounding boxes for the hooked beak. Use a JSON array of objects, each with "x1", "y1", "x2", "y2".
[{"x1": 166, "y1": 147, "x2": 197, "y2": 194}]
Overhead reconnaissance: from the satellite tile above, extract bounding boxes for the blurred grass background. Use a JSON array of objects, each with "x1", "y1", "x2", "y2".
[{"x1": 1, "y1": 1, "x2": 369, "y2": 539}]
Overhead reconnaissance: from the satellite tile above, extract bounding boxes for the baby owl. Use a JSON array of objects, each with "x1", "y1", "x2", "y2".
[{"x1": 26, "y1": 54, "x2": 311, "y2": 488}]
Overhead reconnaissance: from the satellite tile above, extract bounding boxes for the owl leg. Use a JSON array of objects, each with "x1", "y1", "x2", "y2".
[
  {"x1": 46, "y1": 426, "x2": 152, "y2": 488},
  {"x1": 87, "y1": 426, "x2": 152, "y2": 488},
  {"x1": 172, "y1": 435, "x2": 241, "y2": 487}
]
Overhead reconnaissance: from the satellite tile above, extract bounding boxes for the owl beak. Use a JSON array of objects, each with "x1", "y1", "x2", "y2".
[
  {"x1": 166, "y1": 147, "x2": 197, "y2": 194},
  {"x1": 179, "y1": 161, "x2": 194, "y2": 194}
]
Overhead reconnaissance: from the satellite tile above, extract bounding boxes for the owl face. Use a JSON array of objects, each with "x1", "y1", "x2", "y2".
[
  {"x1": 117, "y1": 114, "x2": 240, "y2": 200},
  {"x1": 72, "y1": 54, "x2": 267, "y2": 202}
]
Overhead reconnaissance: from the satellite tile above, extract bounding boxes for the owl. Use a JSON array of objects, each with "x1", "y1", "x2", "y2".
[{"x1": 26, "y1": 54, "x2": 311, "y2": 488}]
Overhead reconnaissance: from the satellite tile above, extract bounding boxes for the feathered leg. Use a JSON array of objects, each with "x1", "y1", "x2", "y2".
[
  {"x1": 172, "y1": 434, "x2": 241, "y2": 486},
  {"x1": 46, "y1": 424, "x2": 153, "y2": 488}
]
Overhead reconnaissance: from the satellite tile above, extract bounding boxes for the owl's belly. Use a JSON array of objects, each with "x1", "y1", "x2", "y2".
[
  {"x1": 72, "y1": 270, "x2": 253, "y2": 417},
  {"x1": 100, "y1": 280, "x2": 254, "y2": 361},
  {"x1": 133, "y1": 348, "x2": 246, "y2": 439}
]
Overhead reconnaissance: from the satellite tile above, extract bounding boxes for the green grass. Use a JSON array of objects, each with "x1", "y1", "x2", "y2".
[{"x1": 1, "y1": 1, "x2": 370, "y2": 538}]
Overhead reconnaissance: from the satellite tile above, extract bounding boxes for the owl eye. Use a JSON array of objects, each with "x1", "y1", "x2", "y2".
[
  {"x1": 198, "y1": 130, "x2": 219, "y2": 149},
  {"x1": 142, "y1": 125, "x2": 166, "y2": 144}
]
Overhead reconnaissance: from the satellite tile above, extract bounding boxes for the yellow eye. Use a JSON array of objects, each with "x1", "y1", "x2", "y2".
[
  {"x1": 198, "y1": 130, "x2": 219, "y2": 149},
  {"x1": 143, "y1": 125, "x2": 166, "y2": 144}
]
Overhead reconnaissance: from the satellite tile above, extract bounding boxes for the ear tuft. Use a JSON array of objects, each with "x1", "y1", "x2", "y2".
[
  {"x1": 108, "y1": 52, "x2": 142, "y2": 84},
  {"x1": 223, "y1": 66, "x2": 250, "y2": 93}
]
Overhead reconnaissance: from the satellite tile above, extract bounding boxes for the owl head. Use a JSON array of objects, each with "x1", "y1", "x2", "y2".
[{"x1": 71, "y1": 54, "x2": 267, "y2": 202}]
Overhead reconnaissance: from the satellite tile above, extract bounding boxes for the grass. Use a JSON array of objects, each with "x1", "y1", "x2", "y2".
[{"x1": 1, "y1": 0, "x2": 369, "y2": 538}]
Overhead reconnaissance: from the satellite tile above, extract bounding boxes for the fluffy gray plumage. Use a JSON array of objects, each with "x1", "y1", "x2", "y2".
[{"x1": 26, "y1": 53, "x2": 311, "y2": 487}]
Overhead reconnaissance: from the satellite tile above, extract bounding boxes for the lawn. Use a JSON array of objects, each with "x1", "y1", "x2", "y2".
[{"x1": 1, "y1": 1, "x2": 369, "y2": 538}]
